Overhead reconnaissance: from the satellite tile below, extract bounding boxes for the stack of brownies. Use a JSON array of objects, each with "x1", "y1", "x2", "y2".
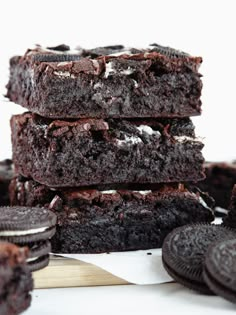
[{"x1": 7, "y1": 43, "x2": 214, "y2": 253}]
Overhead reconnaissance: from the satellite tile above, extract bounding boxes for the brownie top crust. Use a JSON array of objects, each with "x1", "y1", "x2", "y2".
[{"x1": 11, "y1": 43, "x2": 202, "y2": 79}]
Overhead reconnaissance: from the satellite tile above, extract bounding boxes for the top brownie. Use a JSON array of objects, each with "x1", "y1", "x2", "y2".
[{"x1": 6, "y1": 44, "x2": 203, "y2": 119}]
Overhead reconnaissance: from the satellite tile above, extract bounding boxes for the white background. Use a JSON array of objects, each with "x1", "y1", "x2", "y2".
[
  {"x1": 1, "y1": 1, "x2": 236, "y2": 314},
  {"x1": 1, "y1": 0, "x2": 236, "y2": 161}
]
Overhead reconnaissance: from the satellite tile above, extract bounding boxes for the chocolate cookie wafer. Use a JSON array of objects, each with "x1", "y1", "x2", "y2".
[{"x1": 27, "y1": 240, "x2": 51, "y2": 272}]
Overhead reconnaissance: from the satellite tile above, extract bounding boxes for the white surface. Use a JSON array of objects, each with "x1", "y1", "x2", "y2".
[
  {"x1": 25, "y1": 284, "x2": 236, "y2": 315},
  {"x1": 1, "y1": 1, "x2": 236, "y2": 313}
]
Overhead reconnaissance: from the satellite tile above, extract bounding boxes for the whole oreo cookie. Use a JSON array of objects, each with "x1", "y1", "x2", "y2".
[
  {"x1": 0, "y1": 206, "x2": 57, "y2": 243},
  {"x1": 203, "y1": 238, "x2": 236, "y2": 303},
  {"x1": 162, "y1": 224, "x2": 236, "y2": 294}
]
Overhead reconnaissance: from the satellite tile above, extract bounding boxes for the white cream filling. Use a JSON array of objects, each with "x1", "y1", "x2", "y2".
[
  {"x1": 133, "y1": 190, "x2": 152, "y2": 195},
  {"x1": 137, "y1": 125, "x2": 161, "y2": 137},
  {"x1": 27, "y1": 256, "x2": 39, "y2": 263},
  {"x1": 117, "y1": 135, "x2": 142, "y2": 146},
  {"x1": 101, "y1": 190, "x2": 152, "y2": 195},
  {"x1": 215, "y1": 207, "x2": 228, "y2": 214},
  {"x1": 117, "y1": 124, "x2": 162, "y2": 146},
  {"x1": 105, "y1": 62, "x2": 135, "y2": 78},
  {"x1": 104, "y1": 61, "x2": 116, "y2": 78},
  {"x1": 0, "y1": 226, "x2": 48, "y2": 237},
  {"x1": 132, "y1": 79, "x2": 139, "y2": 88},
  {"x1": 101, "y1": 190, "x2": 117, "y2": 194},
  {"x1": 53, "y1": 71, "x2": 75, "y2": 78},
  {"x1": 173, "y1": 136, "x2": 202, "y2": 143},
  {"x1": 120, "y1": 67, "x2": 134, "y2": 75},
  {"x1": 108, "y1": 49, "x2": 133, "y2": 57},
  {"x1": 28, "y1": 68, "x2": 35, "y2": 87},
  {"x1": 57, "y1": 61, "x2": 72, "y2": 67},
  {"x1": 93, "y1": 82, "x2": 103, "y2": 89},
  {"x1": 198, "y1": 196, "x2": 212, "y2": 211}
]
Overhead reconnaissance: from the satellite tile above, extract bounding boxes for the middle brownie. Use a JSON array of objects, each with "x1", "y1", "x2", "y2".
[{"x1": 11, "y1": 112, "x2": 204, "y2": 187}]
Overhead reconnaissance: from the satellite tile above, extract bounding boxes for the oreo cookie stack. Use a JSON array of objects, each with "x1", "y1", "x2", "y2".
[{"x1": 7, "y1": 44, "x2": 214, "y2": 253}]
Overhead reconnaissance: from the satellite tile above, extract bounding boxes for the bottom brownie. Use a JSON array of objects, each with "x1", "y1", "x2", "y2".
[{"x1": 10, "y1": 177, "x2": 214, "y2": 253}]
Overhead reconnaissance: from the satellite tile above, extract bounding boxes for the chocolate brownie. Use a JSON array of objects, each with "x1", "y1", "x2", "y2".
[
  {"x1": 11, "y1": 113, "x2": 205, "y2": 187},
  {"x1": 6, "y1": 44, "x2": 203, "y2": 119},
  {"x1": 0, "y1": 159, "x2": 13, "y2": 206},
  {"x1": 222, "y1": 184, "x2": 236, "y2": 228},
  {"x1": 10, "y1": 177, "x2": 214, "y2": 253},
  {"x1": 0, "y1": 242, "x2": 33, "y2": 315},
  {"x1": 197, "y1": 162, "x2": 236, "y2": 210}
]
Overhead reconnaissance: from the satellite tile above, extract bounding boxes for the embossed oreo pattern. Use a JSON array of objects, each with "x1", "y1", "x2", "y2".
[
  {"x1": 203, "y1": 238, "x2": 236, "y2": 303},
  {"x1": 149, "y1": 43, "x2": 189, "y2": 58},
  {"x1": 0, "y1": 206, "x2": 57, "y2": 230},
  {"x1": 162, "y1": 224, "x2": 236, "y2": 283},
  {"x1": 33, "y1": 54, "x2": 80, "y2": 63}
]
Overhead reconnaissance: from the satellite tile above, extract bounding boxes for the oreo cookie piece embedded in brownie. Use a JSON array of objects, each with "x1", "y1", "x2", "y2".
[
  {"x1": 0, "y1": 242, "x2": 33, "y2": 315},
  {"x1": 11, "y1": 113, "x2": 205, "y2": 187},
  {"x1": 197, "y1": 162, "x2": 236, "y2": 211},
  {"x1": 0, "y1": 159, "x2": 13, "y2": 206},
  {"x1": 6, "y1": 44, "x2": 203, "y2": 119},
  {"x1": 162, "y1": 224, "x2": 236, "y2": 294},
  {"x1": 10, "y1": 177, "x2": 214, "y2": 253}
]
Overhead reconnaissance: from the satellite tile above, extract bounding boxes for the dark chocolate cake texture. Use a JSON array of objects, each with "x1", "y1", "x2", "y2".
[{"x1": 11, "y1": 112, "x2": 204, "y2": 187}]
